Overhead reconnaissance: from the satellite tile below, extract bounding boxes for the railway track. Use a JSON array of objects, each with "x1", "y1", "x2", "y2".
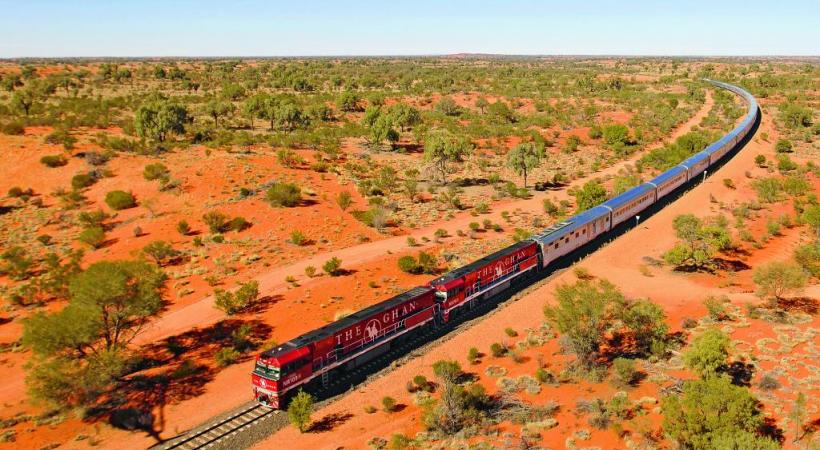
[{"x1": 154, "y1": 403, "x2": 276, "y2": 450}]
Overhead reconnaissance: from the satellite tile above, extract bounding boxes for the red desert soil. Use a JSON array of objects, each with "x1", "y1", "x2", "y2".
[
  {"x1": 0, "y1": 88, "x2": 720, "y2": 450},
  {"x1": 252, "y1": 108, "x2": 818, "y2": 448},
  {"x1": 4, "y1": 87, "x2": 785, "y2": 450}
]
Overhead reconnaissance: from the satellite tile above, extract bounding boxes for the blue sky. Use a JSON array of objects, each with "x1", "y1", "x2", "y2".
[{"x1": 1, "y1": 0, "x2": 817, "y2": 57}]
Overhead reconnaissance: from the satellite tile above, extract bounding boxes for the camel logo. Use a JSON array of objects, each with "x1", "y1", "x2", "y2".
[
  {"x1": 495, "y1": 265, "x2": 503, "y2": 278},
  {"x1": 363, "y1": 319, "x2": 381, "y2": 342}
]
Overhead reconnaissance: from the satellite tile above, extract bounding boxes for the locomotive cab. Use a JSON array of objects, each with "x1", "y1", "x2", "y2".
[{"x1": 252, "y1": 344, "x2": 312, "y2": 408}]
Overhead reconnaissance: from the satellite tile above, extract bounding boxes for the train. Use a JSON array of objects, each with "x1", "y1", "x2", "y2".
[{"x1": 251, "y1": 80, "x2": 759, "y2": 408}]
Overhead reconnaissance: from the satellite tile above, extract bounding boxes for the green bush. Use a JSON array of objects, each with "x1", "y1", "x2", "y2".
[
  {"x1": 226, "y1": 216, "x2": 250, "y2": 232},
  {"x1": 214, "y1": 280, "x2": 260, "y2": 315},
  {"x1": 323, "y1": 257, "x2": 343, "y2": 276},
  {"x1": 176, "y1": 220, "x2": 191, "y2": 235},
  {"x1": 381, "y1": 396, "x2": 397, "y2": 413},
  {"x1": 143, "y1": 163, "x2": 170, "y2": 181},
  {"x1": 104, "y1": 190, "x2": 136, "y2": 210},
  {"x1": 775, "y1": 139, "x2": 793, "y2": 153},
  {"x1": 490, "y1": 342, "x2": 507, "y2": 357},
  {"x1": 71, "y1": 173, "x2": 96, "y2": 190},
  {"x1": 214, "y1": 347, "x2": 240, "y2": 367},
  {"x1": 287, "y1": 389, "x2": 314, "y2": 433},
  {"x1": 683, "y1": 329, "x2": 730, "y2": 378},
  {"x1": 467, "y1": 347, "x2": 480, "y2": 364},
  {"x1": 202, "y1": 211, "x2": 228, "y2": 233},
  {"x1": 0, "y1": 122, "x2": 25, "y2": 135},
  {"x1": 40, "y1": 154, "x2": 67, "y2": 168},
  {"x1": 78, "y1": 226, "x2": 106, "y2": 248},
  {"x1": 397, "y1": 255, "x2": 420, "y2": 274},
  {"x1": 612, "y1": 357, "x2": 637, "y2": 386},
  {"x1": 266, "y1": 182, "x2": 302, "y2": 207}
]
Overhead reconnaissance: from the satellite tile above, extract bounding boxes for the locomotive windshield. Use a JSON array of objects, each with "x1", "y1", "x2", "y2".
[{"x1": 254, "y1": 361, "x2": 280, "y2": 380}]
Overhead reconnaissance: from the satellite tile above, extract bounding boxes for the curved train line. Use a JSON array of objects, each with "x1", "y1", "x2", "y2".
[{"x1": 151, "y1": 79, "x2": 758, "y2": 450}]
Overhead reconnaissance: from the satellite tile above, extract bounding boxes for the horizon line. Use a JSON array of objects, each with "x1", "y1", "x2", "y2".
[{"x1": 2, "y1": 53, "x2": 819, "y2": 61}]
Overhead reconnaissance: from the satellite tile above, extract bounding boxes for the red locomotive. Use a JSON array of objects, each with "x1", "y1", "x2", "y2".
[
  {"x1": 251, "y1": 241, "x2": 541, "y2": 408},
  {"x1": 252, "y1": 287, "x2": 436, "y2": 408}
]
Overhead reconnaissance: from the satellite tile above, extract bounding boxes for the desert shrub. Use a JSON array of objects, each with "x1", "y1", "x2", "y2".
[
  {"x1": 753, "y1": 261, "x2": 808, "y2": 301},
  {"x1": 683, "y1": 329, "x2": 730, "y2": 378},
  {"x1": 467, "y1": 347, "x2": 480, "y2": 364},
  {"x1": 432, "y1": 360, "x2": 461, "y2": 382},
  {"x1": 336, "y1": 191, "x2": 353, "y2": 211},
  {"x1": 214, "y1": 347, "x2": 240, "y2": 367},
  {"x1": 0, "y1": 247, "x2": 33, "y2": 280},
  {"x1": 266, "y1": 182, "x2": 301, "y2": 207},
  {"x1": 758, "y1": 373, "x2": 781, "y2": 391},
  {"x1": 104, "y1": 190, "x2": 136, "y2": 210},
  {"x1": 143, "y1": 163, "x2": 170, "y2": 181},
  {"x1": 78, "y1": 226, "x2": 106, "y2": 248},
  {"x1": 40, "y1": 154, "x2": 67, "y2": 168},
  {"x1": 612, "y1": 357, "x2": 637, "y2": 387},
  {"x1": 794, "y1": 241, "x2": 820, "y2": 277},
  {"x1": 777, "y1": 154, "x2": 797, "y2": 172},
  {"x1": 71, "y1": 173, "x2": 96, "y2": 190},
  {"x1": 142, "y1": 240, "x2": 178, "y2": 266},
  {"x1": 202, "y1": 211, "x2": 228, "y2": 233},
  {"x1": 406, "y1": 236, "x2": 417, "y2": 247},
  {"x1": 0, "y1": 121, "x2": 24, "y2": 135},
  {"x1": 304, "y1": 266, "x2": 316, "y2": 277},
  {"x1": 775, "y1": 139, "x2": 793, "y2": 153},
  {"x1": 754, "y1": 154, "x2": 766, "y2": 167},
  {"x1": 287, "y1": 390, "x2": 314, "y2": 433},
  {"x1": 363, "y1": 405, "x2": 377, "y2": 414},
  {"x1": 662, "y1": 375, "x2": 769, "y2": 450},
  {"x1": 176, "y1": 220, "x2": 190, "y2": 236},
  {"x1": 490, "y1": 342, "x2": 507, "y2": 357},
  {"x1": 381, "y1": 396, "x2": 397, "y2": 413},
  {"x1": 542, "y1": 198, "x2": 559, "y2": 216},
  {"x1": 504, "y1": 327, "x2": 518, "y2": 337},
  {"x1": 397, "y1": 255, "x2": 420, "y2": 274},
  {"x1": 703, "y1": 296, "x2": 729, "y2": 321},
  {"x1": 77, "y1": 209, "x2": 109, "y2": 228},
  {"x1": 84, "y1": 151, "x2": 110, "y2": 166},
  {"x1": 535, "y1": 367, "x2": 555, "y2": 384},
  {"x1": 226, "y1": 216, "x2": 250, "y2": 232},
  {"x1": 722, "y1": 178, "x2": 735, "y2": 189},
  {"x1": 290, "y1": 230, "x2": 307, "y2": 246},
  {"x1": 45, "y1": 128, "x2": 77, "y2": 150},
  {"x1": 213, "y1": 280, "x2": 260, "y2": 315},
  {"x1": 323, "y1": 257, "x2": 342, "y2": 276}
]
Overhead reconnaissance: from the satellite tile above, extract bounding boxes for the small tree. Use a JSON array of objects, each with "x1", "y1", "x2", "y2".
[
  {"x1": 790, "y1": 392, "x2": 807, "y2": 442},
  {"x1": 135, "y1": 99, "x2": 190, "y2": 143},
  {"x1": 683, "y1": 329, "x2": 730, "y2": 378},
  {"x1": 752, "y1": 261, "x2": 808, "y2": 303},
  {"x1": 423, "y1": 130, "x2": 472, "y2": 184},
  {"x1": 573, "y1": 180, "x2": 608, "y2": 211},
  {"x1": 288, "y1": 389, "x2": 314, "y2": 432},
  {"x1": 801, "y1": 204, "x2": 820, "y2": 236},
  {"x1": 544, "y1": 279, "x2": 624, "y2": 369},
  {"x1": 662, "y1": 375, "x2": 766, "y2": 450},
  {"x1": 142, "y1": 240, "x2": 178, "y2": 266},
  {"x1": 22, "y1": 260, "x2": 166, "y2": 409},
  {"x1": 506, "y1": 142, "x2": 543, "y2": 187}
]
